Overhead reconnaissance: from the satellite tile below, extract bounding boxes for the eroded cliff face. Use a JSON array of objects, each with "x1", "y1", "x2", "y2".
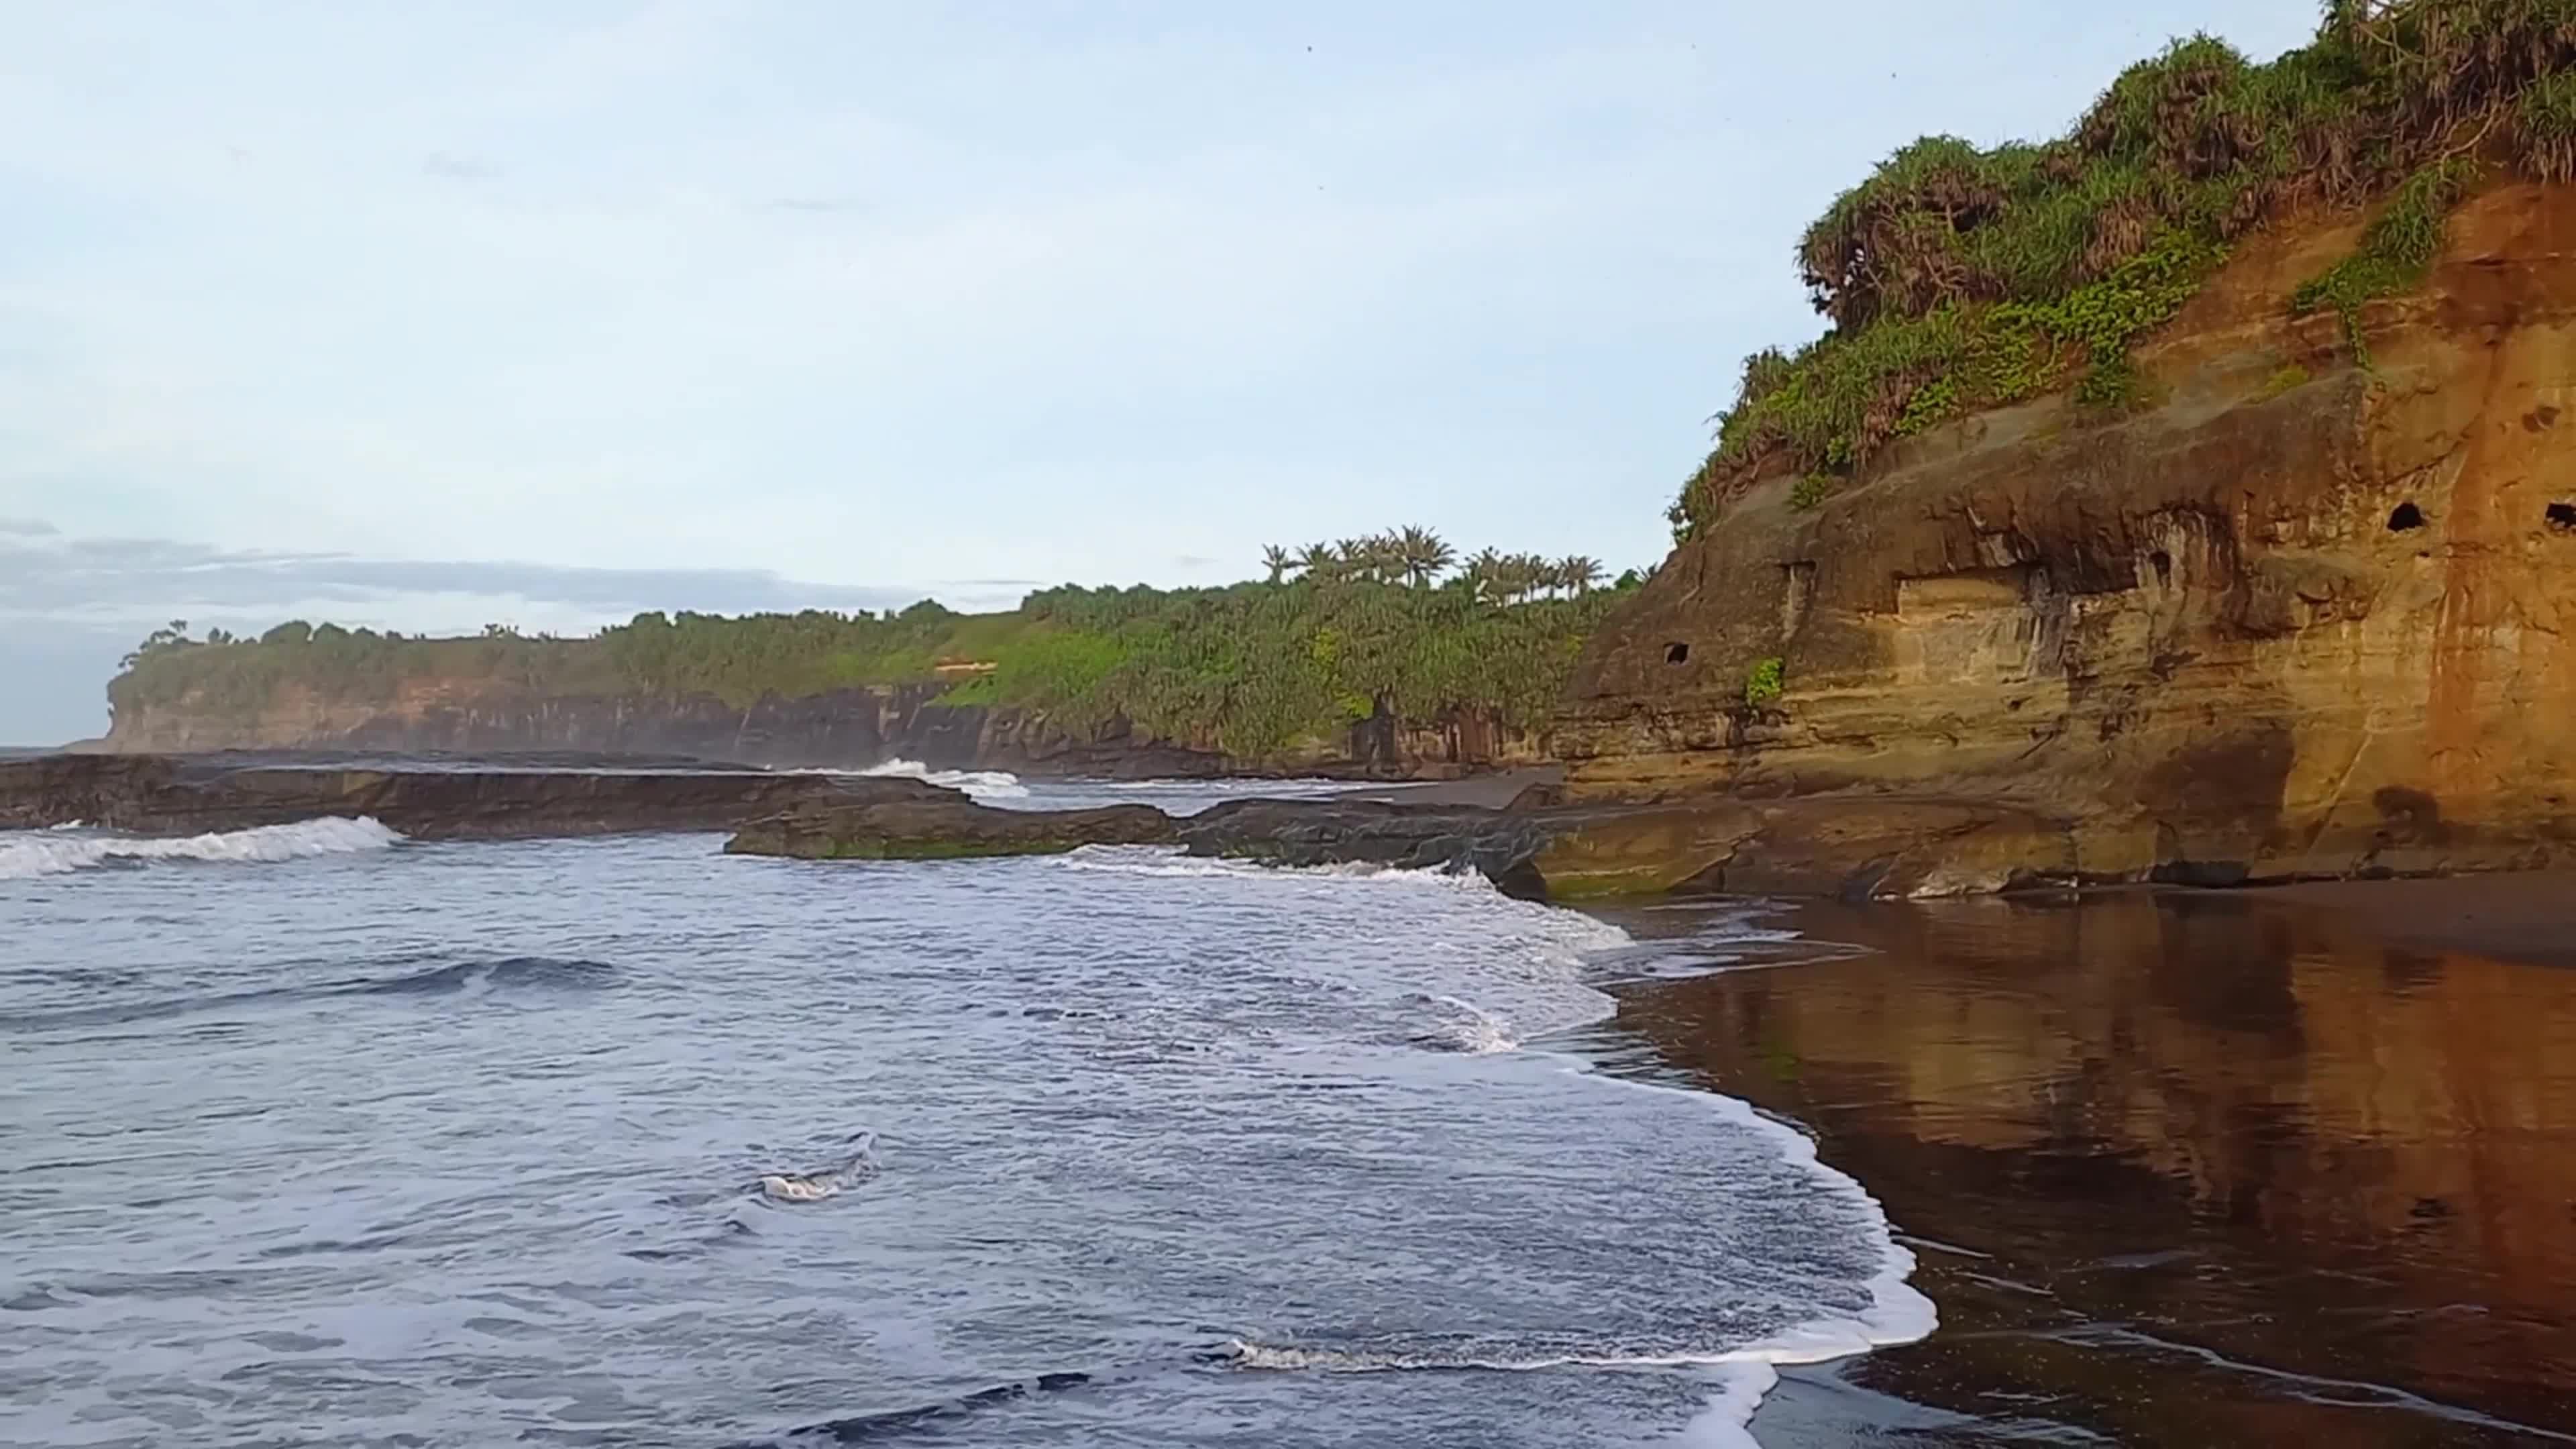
[
  {"x1": 101, "y1": 676, "x2": 1542, "y2": 780},
  {"x1": 1556, "y1": 182, "x2": 2576, "y2": 885}
]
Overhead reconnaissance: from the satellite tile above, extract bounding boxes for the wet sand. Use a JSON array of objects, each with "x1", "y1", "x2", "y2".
[
  {"x1": 1589, "y1": 883, "x2": 2576, "y2": 1446},
  {"x1": 2257, "y1": 873, "x2": 2576, "y2": 971}
]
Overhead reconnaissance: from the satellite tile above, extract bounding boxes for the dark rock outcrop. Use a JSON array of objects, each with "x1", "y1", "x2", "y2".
[
  {"x1": 1176, "y1": 798, "x2": 1561, "y2": 896},
  {"x1": 6, "y1": 750, "x2": 2097, "y2": 901},
  {"x1": 716, "y1": 790, "x2": 1562, "y2": 885},
  {"x1": 716, "y1": 786, "x2": 2078, "y2": 902},
  {"x1": 724, "y1": 800, "x2": 1179, "y2": 860},
  {"x1": 0, "y1": 753, "x2": 945, "y2": 840}
]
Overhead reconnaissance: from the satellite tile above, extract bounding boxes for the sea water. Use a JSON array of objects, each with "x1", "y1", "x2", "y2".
[{"x1": 0, "y1": 775, "x2": 1928, "y2": 1447}]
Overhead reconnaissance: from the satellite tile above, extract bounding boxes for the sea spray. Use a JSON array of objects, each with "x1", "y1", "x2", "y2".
[{"x1": 851, "y1": 758, "x2": 1032, "y2": 800}]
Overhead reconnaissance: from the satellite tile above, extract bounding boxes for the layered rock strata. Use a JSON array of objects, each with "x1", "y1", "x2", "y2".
[{"x1": 1556, "y1": 182, "x2": 2576, "y2": 885}]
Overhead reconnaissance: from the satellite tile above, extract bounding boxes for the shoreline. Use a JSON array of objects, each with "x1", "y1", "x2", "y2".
[
  {"x1": 2233, "y1": 872, "x2": 2576, "y2": 971},
  {"x1": 13, "y1": 758, "x2": 2574, "y2": 1442},
  {"x1": 17, "y1": 749, "x2": 2576, "y2": 913},
  {"x1": 1582, "y1": 879, "x2": 2576, "y2": 1446}
]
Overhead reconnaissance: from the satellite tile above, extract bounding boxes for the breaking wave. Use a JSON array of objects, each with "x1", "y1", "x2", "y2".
[
  {"x1": 1222, "y1": 1101, "x2": 1937, "y2": 1448},
  {"x1": 0, "y1": 817, "x2": 403, "y2": 880},
  {"x1": 1100, "y1": 847, "x2": 1937, "y2": 1442},
  {"x1": 854, "y1": 758, "x2": 1030, "y2": 800},
  {"x1": 1051, "y1": 845, "x2": 1484, "y2": 887},
  {"x1": 1408, "y1": 993, "x2": 1522, "y2": 1055}
]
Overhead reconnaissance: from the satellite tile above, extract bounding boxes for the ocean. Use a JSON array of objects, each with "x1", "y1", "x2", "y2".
[{"x1": 0, "y1": 767, "x2": 1929, "y2": 1448}]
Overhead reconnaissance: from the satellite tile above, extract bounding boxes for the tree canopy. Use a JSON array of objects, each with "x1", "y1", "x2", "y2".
[
  {"x1": 109, "y1": 528, "x2": 1642, "y2": 759},
  {"x1": 1672, "y1": 0, "x2": 2576, "y2": 539}
]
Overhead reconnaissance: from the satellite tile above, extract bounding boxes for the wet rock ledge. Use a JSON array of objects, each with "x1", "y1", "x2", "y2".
[
  {"x1": 721, "y1": 788, "x2": 2076, "y2": 904},
  {"x1": 2, "y1": 751, "x2": 2179, "y2": 901},
  {"x1": 0, "y1": 752, "x2": 949, "y2": 839}
]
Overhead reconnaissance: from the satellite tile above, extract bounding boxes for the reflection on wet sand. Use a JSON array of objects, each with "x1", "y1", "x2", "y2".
[{"x1": 1603, "y1": 889, "x2": 2576, "y2": 1447}]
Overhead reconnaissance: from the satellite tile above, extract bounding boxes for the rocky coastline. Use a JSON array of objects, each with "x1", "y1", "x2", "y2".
[
  {"x1": 73, "y1": 179, "x2": 2576, "y2": 896},
  {"x1": 2, "y1": 750, "x2": 2063, "y2": 901},
  {"x1": 6, "y1": 749, "x2": 2499, "y2": 905}
]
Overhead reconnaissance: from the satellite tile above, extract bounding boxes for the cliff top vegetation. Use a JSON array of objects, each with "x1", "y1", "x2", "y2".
[
  {"x1": 109, "y1": 530, "x2": 1644, "y2": 759},
  {"x1": 1671, "y1": 0, "x2": 2576, "y2": 539}
]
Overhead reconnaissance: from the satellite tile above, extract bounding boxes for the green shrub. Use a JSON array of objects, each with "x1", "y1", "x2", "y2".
[
  {"x1": 2518, "y1": 71, "x2": 2576, "y2": 182},
  {"x1": 2290, "y1": 156, "x2": 2478, "y2": 364},
  {"x1": 2257, "y1": 362, "x2": 2313, "y2": 399},
  {"x1": 1789, "y1": 475, "x2": 1834, "y2": 511},
  {"x1": 1670, "y1": 1, "x2": 2576, "y2": 539},
  {"x1": 1745, "y1": 657, "x2": 1786, "y2": 708}
]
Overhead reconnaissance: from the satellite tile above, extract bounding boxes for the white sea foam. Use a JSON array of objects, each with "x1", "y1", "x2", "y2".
[
  {"x1": 1423, "y1": 994, "x2": 1521, "y2": 1055},
  {"x1": 852, "y1": 758, "x2": 1030, "y2": 800},
  {"x1": 1576, "y1": 1065, "x2": 1939, "y2": 1446},
  {"x1": 1173, "y1": 850, "x2": 1934, "y2": 1444},
  {"x1": 0, "y1": 817, "x2": 405, "y2": 880},
  {"x1": 1059, "y1": 838, "x2": 1934, "y2": 1441},
  {"x1": 1052, "y1": 844, "x2": 1488, "y2": 888}
]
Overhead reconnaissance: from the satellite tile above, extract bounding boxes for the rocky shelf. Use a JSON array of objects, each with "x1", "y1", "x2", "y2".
[{"x1": 7, "y1": 751, "x2": 2553, "y2": 902}]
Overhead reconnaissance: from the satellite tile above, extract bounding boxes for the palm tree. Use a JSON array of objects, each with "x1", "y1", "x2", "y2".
[
  {"x1": 1344, "y1": 535, "x2": 1404, "y2": 585},
  {"x1": 1296, "y1": 541, "x2": 1338, "y2": 581},
  {"x1": 1463, "y1": 547, "x2": 1506, "y2": 604},
  {"x1": 1261, "y1": 544, "x2": 1293, "y2": 585},
  {"x1": 1558, "y1": 555, "x2": 1603, "y2": 595},
  {"x1": 1393, "y1": 525, "x2": 1456, "y2": 588}
]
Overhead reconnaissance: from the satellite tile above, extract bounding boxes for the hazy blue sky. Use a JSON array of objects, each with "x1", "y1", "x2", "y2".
[{"x1": 0, "y1": 1, "x2": 2320, "y2": 743}]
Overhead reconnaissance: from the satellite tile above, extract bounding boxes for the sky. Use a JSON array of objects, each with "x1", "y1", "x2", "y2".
[{"x1": 0, "y1": 1, "x2": 2322, "y2": 744}]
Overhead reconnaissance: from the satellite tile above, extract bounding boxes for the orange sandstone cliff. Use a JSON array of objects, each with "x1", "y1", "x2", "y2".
[{"x1": 1547, "y1": 182, "x2": 2576, "y2": 889}]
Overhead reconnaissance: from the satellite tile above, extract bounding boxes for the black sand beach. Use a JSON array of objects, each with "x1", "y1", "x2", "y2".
[{"x1": 1589, "y1": 883, "x2": 2576, "y2": 1445}]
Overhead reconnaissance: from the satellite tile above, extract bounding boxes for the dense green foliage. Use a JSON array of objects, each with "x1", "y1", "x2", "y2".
[
  {"x1": 2289, "y1": 155, "x2": 2479, "y2": 361},
  {"x1": 110, "y1": 621, "x2": 614, "y2": 720},
  {"x1": 1671, "y1": 0, "x2": 2576, "y2": 540},
  {"x1": 2522, "y1": 68, "x2": 2576, "y2": 179},
  {"x1": 943, "y1": 580, "x2": 1624, "y2": 755},
  {"x1": 109, "y1": 535, "x2": 1636, "y2": 759},
  {"x1": 1744, "y1": 657, "x2": 1786, "y2": 708}
]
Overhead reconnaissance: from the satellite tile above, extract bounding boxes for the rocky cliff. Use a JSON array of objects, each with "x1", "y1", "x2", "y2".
[
  {"x1": 99, "y1": 677, "x2": 1542, "y2": 781},
  {"x1": 1556, "y1": 181, "x2": 2576, "y2": 886}
]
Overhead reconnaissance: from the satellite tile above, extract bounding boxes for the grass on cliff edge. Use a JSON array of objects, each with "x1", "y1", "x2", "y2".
[
  {"x1": 1670, "y1": 0, "x2": 2576, "y2": 542},
  {"x1": 109, "y1": 578, "x2": 1631, "y2": 762}
]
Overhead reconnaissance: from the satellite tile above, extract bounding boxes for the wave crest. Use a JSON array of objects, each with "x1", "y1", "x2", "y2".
[
  {"x1": 1052, "y1": 845, "x2": 1485, "y2": 887},
  {"x1": 1, "y1": 955, "x2": 618, "y2": 1032},
  {"x1": 0, "y1": 817, "x2": 404, "y2": 880},
  {"x1": 1409, "y1": 994, "x2": 1521, "y2": 1055},
  {"x1": 855, "y1": 759, "x2": 1030, "y2": 800}
]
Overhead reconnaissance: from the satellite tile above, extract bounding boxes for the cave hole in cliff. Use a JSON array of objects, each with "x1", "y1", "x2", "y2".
[
  {"x1": 2548, "y1": 502, "x2": 2576, "y2": 532},
  {"x1": 2149, "y1": 550, "x2": 2173, "y2": 587},
  {"x1": 1664, "y1": 642, "x2": 1690, "y2": 665},
  {"x1": 2387, "y1": 502, "x2": 2426, "y2": 533}
]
